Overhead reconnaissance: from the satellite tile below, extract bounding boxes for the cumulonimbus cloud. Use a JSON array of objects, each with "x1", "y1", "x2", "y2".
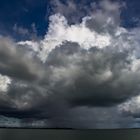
[{"x1": 0, "y1": 0, "x2": 140, "y2": 128}]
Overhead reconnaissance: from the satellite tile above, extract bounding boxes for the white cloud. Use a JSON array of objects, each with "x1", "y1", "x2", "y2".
[
  {"x1": 17, "y1": 1, "x2": 136, "y2": 63},
  {"x1": 118, "y1": 95, "x2": 140, "y2": 117},
  {"x1": 18, "y1": 13, "x2": 112, "y2": 62},
  {"x1": 0, "y1": 74, "x2": 11, "y2": 92}
]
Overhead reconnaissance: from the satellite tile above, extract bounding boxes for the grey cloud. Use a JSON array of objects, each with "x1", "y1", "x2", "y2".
[
  {"x1": 50, "y1": 0, "x2": 125, "y2": 26},
  {"x1": 50, "y1": 0, "x2": 96, "y2": 24},
  {"x1": 13, "y1": 24, "x2": 29, "y2": 36},
  {"x1": 0, "y1": 37, "x2": 45, "y2": 81},
  {"x1": 0, "y1": 40, "x2": 140, "y2": 121},
  {"x1": 46, "y1": 41, "x2": 140, "y2": 107},
  {"x1": 47, "y1": 106, "x2": 138, "y2": 129},
  {"x1": 0, "y1": 0, "x2": 140, "y2": 129},
  {"x1": 13, "y1": 24, "x2": 38, "y2": 40},
  {"x1": 85, "y1": 0, "x2": 124, "y2": 34}
]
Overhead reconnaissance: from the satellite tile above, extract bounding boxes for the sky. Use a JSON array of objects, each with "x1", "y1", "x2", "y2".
[{"x1": 0, "y1": 0, "x2": 140, "y2": 128}]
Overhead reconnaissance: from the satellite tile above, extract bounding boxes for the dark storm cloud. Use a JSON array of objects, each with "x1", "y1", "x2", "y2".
[
  {"x1": 0, "y1": 31, "x2": 140, "y2": 121},
  {"x1": 1, "y1": 0, "x2": 140, "y2": 129},
  {"x1": 48, "y1": 106, "x2": 136, "y2": 129},
  {"x1": 45, "y1": 41, "x2": 140, "y2": 107},
  {"x1": 0, "y1": 37, "x2": 45, "y2": 81},
  {"x1": 0, "y1": 40, "x2": 139, "y2": 120}
]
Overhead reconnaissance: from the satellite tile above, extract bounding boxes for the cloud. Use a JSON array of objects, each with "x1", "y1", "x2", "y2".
[
  {"x1": 0, "y1": 74, "x2": 11, "y2": 92},
  {"x1": 13, "y1": 23, "x2": 38, "y2": 40},
  {"x1": 13, "y1": 24, "x2": 29, "y2": 36},
  {"x1": 0, "y1": 37, "x2": 45, "y2": 81},
  {"x1": 16, "y1": 0, "x2": 140, "y2": 109},
  {"x1": 118, "y1": 95, "x2": 140, "y2": 118},
  {"x1": 18, "y1": 0, "x2": 127, "y2": 63},
  {"x1": 49, "y1": 0, "x2": 94, "y2": 24},
  {"x1": 49, "y1": 0, "x2": 125, "y2": 24},
  {"x1": 45, "y1": 41, "x2": 140, "y2": 107},
  {"x1": 0, "y1": 0, "x2": 140, "y2": 128},
  {"x1": 19, "y1": 13, "x2": 111, "y2": 62}
]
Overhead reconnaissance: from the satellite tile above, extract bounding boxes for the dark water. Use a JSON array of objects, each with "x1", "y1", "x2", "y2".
[{"x1": 0, "y1": 129, "x2": 139, "y2": 140}]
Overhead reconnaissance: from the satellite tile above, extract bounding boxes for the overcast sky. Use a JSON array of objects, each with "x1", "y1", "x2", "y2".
[{"x1": 0, "y1": 0, "x2": 140, "y2": 128}]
